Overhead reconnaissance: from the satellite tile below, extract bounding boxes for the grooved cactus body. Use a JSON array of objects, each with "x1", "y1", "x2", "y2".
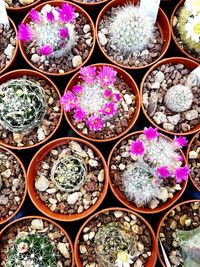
[
  {"x1": 110, "y1": 4, "x2": 154, "y2": 53},
  {"x1": 0, "y1": 79, "x2": 47, "y2": 133}
]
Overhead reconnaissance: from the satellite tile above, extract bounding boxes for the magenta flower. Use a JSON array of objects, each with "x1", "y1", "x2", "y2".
[
  {"x1": 156, "y1": 166, "x2": 170, "y2": 178},
  {"x1": 175, "y1": 166, "x2": 190, "y2": 183},
  {"x1": 130, "y1": 140, "x2": 145, "y2": 156},
  {"x1": 79, "y1": 66, "x2": 96, "y2": 84},
  {"x1": 18, "y1": 23, "x2": 35, "y2": 42},
  {"x1": 74, "y1": 108, "x2": 87, "y2": 122},
  {"x1": 46, "y1": 11, "x2": 55, "y2": 23},
  {"x1": 103, "y1": 90, "x2": 112, "y2": 98},
  {"x1": 58, "y1": 3, "x2": 76, "y2": 23},
  {"x1": 98, "y1": 66, "x2": 117, "y2": 86},
  {"x1": 39, "y1": 45, "x2": 53, "y2": 56},
  {"x1": 29, "y1": 9, "x2": 42, "y2": 23},
  {"x1": 100, "y1": 102, "x2": 117, "y2": 118},
  {"x1": 59, "y1": 28, "x2": 69, "y2": 39},
  {"x1": 112, "y1": 93, "x2": 121, "y2": 102},
  {"x1": 87, "y1": 114, "x2": 104, "y2": 131},
  {"x1": 173, "y1": 136, "x2": 188, "y2": 148},
  {"x1": 72, "y1": 85, "x2": 83, "y2": 94},
  {"x1": 60, "y1": 91, "x2": 78, "y2": 112},
  {"x1": 176, "y1": 154, "x2": 184, "y2": 162},
  {"x1": 144, "y1": 127, "x2": 159, "y2": 141}
]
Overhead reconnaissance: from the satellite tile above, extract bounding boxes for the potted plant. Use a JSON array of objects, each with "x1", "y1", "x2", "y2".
[
  {"x1": 96, "y1": 0, "x2": 171, "y2": 70},
  {"x1": 4, "y1": 0, "x2": 41, "y2": 12},
  {"x1": 0, "y1": 215, "x2": 74, "y2": 266},
  {"x1": 0, "y1": 146, "x2": 27, "y2": 225},
  {"x1": 157, "y1": 200, "x2": 200, "y2": 267},
  {"x1": 61, "y1": 63, "x2": 140, "y2": 142},
  {"x1": 70, "y1": 0, "x2": 109, "y2": 8},
  {"x1": 0, "y1": 69, "x2": 62, "y2": 150},
  {"x1": 108, "y1": 127, "x2": 190, "y2": 214},
  {"x1": 0, "y1": 17, "x2": 18, "y2": 75},
  {"x1": 75, "y1": 207, "x2": 157, "y2": 267},
  {"x1": 171, "y1": 0, "x2": 200, "y2": 63},
  {"x1": 27, "y1": 137, "x2": 108, "y2": 221},
  {"x1": 187, "y1": 131, "x2": 200, "y2": 192},
  {"x1": 141, "y1": 57, "x2": 200, "y2": 136},
  {"x1": 18, "y1": 1, "x2": 95, "y2": 76}
]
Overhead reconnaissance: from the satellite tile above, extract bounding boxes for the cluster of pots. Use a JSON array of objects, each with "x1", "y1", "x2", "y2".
[{"x1": 0, "y1": 0, "x2": 200, "y2": 267}]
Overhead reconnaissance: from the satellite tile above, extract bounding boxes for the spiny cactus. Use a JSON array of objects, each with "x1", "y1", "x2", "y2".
[
  {"x1": 7, "y1": 233, "x2": 57, "y2": 267},
  {"x1": 94, "y1": 222, "x2": 135, "y2": 267},
  {"x1": 50, "y1": 155, "x2": 87, "y2": 192},
  {"x1": 0, "y1": 79, "x2": 47, "y2": 133},
  {"x1": 164, "y1": 85, "x2": 193, "y2": 113},
  {"x1": 109, "y1": 4, "x2": 154, "y2": 53}
]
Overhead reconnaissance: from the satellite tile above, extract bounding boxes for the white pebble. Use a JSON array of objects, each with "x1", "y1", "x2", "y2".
[
  {"x1": 98, "y1": 32, "x2": 107, "y2": 46},
  {"x1": 31, "y1": 54, "x2": 40, "y2": 63},
  {"x1": 4, "y1": 44, "x2": 15, "y2": 58},
  {"x1": 83, "y1": 24, "x2": 91, "y2": 34},
  {"x1": 35, "y1": 176, "x2": 49, "y2": 192},
  {"x1": 67, "y1": 192, "x2": 79, "y2": 205},
  {"x1": 72, "y1": 55, "x2": 82, "y2": 68}
]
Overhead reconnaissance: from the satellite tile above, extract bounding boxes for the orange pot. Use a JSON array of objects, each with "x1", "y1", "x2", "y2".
[
  {"x1": 171, "y1": 0, "x2": 200, "y2": 63},
  {"x1": 0, "y1": 69, "x2": 63, "y2": 150},
  {"x1": 0, "y1": 215, "x2": 74, "y2": 266},
  {"x1": 156, "y1": 199, "x2": 200, "y2": 267},
  {"x1": 27, "y1": 137, "x2": 109, "y2": 221},
  {"x1": 75, "y1": 207, "x2": 157, "y2": 267},
  {"x1": 19, "y1": 0, "x2": 95, "y2": 76},
  {"x1": 186, "y1": 131, "x2": 200, "y2": 192},
  {"x1": 63, "y1": 63, "x2": 140, "y2": 142},
  {"x1": 5, "y1": 0, "x2": 42, "y2": 12},
  {"x1": 0, "y1": 17, "x2": 18, "y2": 76},
  {"x1": 70, "y1": 0, "x2": 109, "y2": 8},
  {"x1": 107, "y1": 131, "x2": 188, "y2": 214},
  {"x1": 0, "y1": 146, "x2": 27, "y2": 225},
  {"x1": 96, "y1": 0, "x2": 171, "y2": 70},
  {"x1": 140, "y1": 57, "x2": 200, "y2": 136}
]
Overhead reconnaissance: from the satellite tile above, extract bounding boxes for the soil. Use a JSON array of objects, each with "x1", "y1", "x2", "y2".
[
  {"x1": 0, "y1": 148, "x2": 25, "y2": 222},
  {"x1": 159, "y1": 201, "x2": 200, "y2": 266},
  {"x1": 4, "y1": 0, "x2": 37, "y2": 7}
]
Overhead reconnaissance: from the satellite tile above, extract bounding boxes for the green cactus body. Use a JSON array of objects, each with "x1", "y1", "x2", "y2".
[{"x1": 0, "y1": 79, "x2": 47, "y2": 133}]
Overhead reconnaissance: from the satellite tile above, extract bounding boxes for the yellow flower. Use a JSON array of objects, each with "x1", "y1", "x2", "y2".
[
  {"x1": 185, "y1": 15, "x2": 200, "y2": 43},
  {"x1": 115, "y1": 250, "x2": 134, "y2": 267},
  {"x1": 185, "y1": 0, "x2": 200, "y2": 15}
]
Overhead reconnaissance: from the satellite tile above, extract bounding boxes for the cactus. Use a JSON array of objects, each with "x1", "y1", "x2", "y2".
[
  {"x1": 109, "y1": 4, "x2": 154, "y2": 53},
  {"x1": 7, "y1": 233, "x2": 57, "y2": 267},
  {"x1": 164, "y1": 84, "x2": 193, "y2": 113},
  {"x1": 0, "y1": 79, "x2": 47, "y2": 133},
  {"x1": 50, "y1": 155, "x2": 87, "y2": 192},
  {"x1": 94, "y1": 222, "x2": 135, "y2": 267}
]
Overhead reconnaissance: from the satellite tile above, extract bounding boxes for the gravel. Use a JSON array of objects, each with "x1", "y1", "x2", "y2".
[{"x1": 4, "y1": 0, "x2": 37, "y2": 8}]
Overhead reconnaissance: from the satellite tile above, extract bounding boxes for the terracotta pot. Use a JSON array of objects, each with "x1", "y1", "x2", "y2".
[
  {"x1": 186, "y1": 131, "x2": 200, "y2": 192},
  {"x1": 19, "y1": 0, "x2": 95, "y2": 76},
  {"x1": 5, "y1": 0, "x2": 42, "y2": 12},
  {"x1": 0, "y1": 146, "x2": 27, "y2": 225},
  {"x1": 0, "y1": 215, "x2": 74, "y2": 266},
  {"x1": 27, "y1": 137, "x2": 109, "y2": 221},
  {"x1": 0, "y1": 69, "x2": 63, "y2": 150},
  {"x1": 107, "y1": 131, "x2": 188, "y2": 214},
  {"x1": 75, "y1": 207, "x2": 157, "y2": 266},
  {"x1": 156, "y1": 199, "x2": 200, "y2": 267},
  {"x1": 171, "y1": 0, "x2": 200, "y2": 63},
  {"x1": 96, "y1": 0, "x2": 171, "y2": 70},
  {"x1": 63, "y1": 63, "x2": 140, "y2": 142},
  {"x1": 140, "y1": 57, "x2": 200, "y2": 136},
  {"x1": 70, "y1": 0, "x2": 109, "y2": 8},
  {"x1": 0, "y1": 17, "x2": 18, "y2": 76}
]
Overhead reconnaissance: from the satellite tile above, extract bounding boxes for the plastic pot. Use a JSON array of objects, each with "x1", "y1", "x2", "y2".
[
  {"x1": 27, "y1": 137, "x2": 109, "y2": 221},
  {"x1": 107, "y1": 131, "x2": 188, "y2": 214}
]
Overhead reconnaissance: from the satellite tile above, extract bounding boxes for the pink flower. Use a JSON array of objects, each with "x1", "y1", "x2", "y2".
[
  {"x1": 39, "y1": 45, "x2": 53, "y2": 55},
  {"x1": 175, "y1": 166, "x2": 190, "y2": 183},
  {"x1": 130, "y1": 140, "x2": 145, "y2": 156},
  {"x1": 98, "y1": 66, "x2": 117, "y2": 86},
  {"x1": 112, "y1": 93, "x2": 121, "y2": 102},
  {"x1": 103, "y1": 90, "x2": 112, "y2": 98},
  {"x1": 144, "y1": 127, "x2": 159, "y2": 141},
  {"x1": 74, "y1": 108, "x2": 87, "y2": 122},
  {"x1": 100, "y1": 102, "x2": 117, "y2": 118},
  {"x1": 59, "y1": 28, "x2": 69, "y2": 39},
  {"x1": 173, "y1": 136, "x2": 188, "y2": 148},
  {"x1": 29, "y1": 9, "x2": 42, "y2": 23},
  {"x1": 60, "y1": 91, "x2": 78, "y2": 112},
  {"x1": 46, "y1": 11, "x2": 55, "y2": 23},
  {"x1": 72, "y1": 85, "x2": 83, "y2": 94},
  {"x1": 87, "y1": 114, "x2": 104, "y2": 131},
  {"x1": 18, "y1": 23, "x2": 35, "y2": 42},
  {"x1": 156, "y1": 166, "x2": 170, "y2": 178},
  {"x1": 176, "y1": 154, "x2": 184, "y2": 162},
  {"x1": 79, "y1": 66, "x2": 96, "y2": 84},
  {"x1": 58, "y1": 3, "x2": 76, "y2": 23}
]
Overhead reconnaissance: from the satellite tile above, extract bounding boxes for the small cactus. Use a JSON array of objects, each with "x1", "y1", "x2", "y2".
[
  {"x1": 0, "y1": 79, "x2": 47, "y2": 133},
  {"x1": 109, "y1": 4, "x2": 154, "y2": 53}
]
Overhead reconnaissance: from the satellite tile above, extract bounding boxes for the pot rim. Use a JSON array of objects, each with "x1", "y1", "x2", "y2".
[
  {"x1": 6, "y1": 0, "x2": 42, "y2": 12},
  {"x1": 70, "y1": 0, "x2": 109, "y2": 6}
]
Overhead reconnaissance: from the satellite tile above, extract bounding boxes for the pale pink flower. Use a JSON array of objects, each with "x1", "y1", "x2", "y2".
[
  {"x1": 98, "y1": 66, "x2": 117, "y2": 86},
  {"x1": 87, "y1": 114, "x2": 104, "y2": 131},
  {"x1": 18, "y1": 23, "x2": 35, "y2": 42},
  {"x1": 74, "y1": 108, "x2": 87, "y2": 122},
  {"x1": 112, "y1": 93, "x2": 121, "y2": 102},
  {"x1": 130, "y1": 140, "x2": 145, "y2": 156},
  {"x1": 60, "y1": 91, "x2": 77, "y2": 112},
  {"x1": 79, "y1": 66, "x2": 96, "y2": 84},
  {"x1": 58, "y1": 3, "x2": 76, "y2": 23},
  {"x1": 175, "y1": 166, "x2": 190, "y2": 183},
  {"x1": 29, "y1": 9, "x2": 42, "y2": 23},
  {"x1": 173, "y1": 136, "x2": 188, "y2": 148},
  {"x1": 100, "y1": 102, "x2": 117, "y2": 118}
]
